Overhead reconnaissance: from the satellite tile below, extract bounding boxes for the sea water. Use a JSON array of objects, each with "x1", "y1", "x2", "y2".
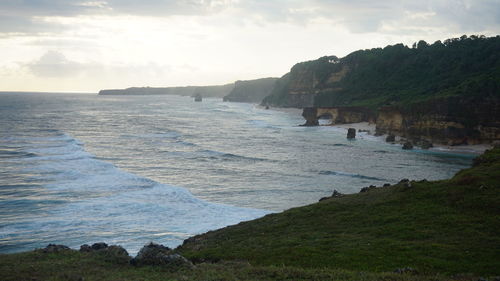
[{"x1": 0, "y1": 92, "x2": 473, "y2": 254}]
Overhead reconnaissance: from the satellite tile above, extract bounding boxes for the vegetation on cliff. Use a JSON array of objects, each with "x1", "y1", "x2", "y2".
[
  {"x1": 262, "y1": 35, "x2": 500, "y2": 109},
  {"x1": 223, "y1": 77, "x2": 278, "y2": 103},
  {"x1": 2, "y1": 148, "x2": 497, "y2": 280}
]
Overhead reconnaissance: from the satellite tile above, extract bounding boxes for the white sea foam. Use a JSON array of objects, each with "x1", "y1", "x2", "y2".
[{"x1": 0, "y1": 133, "x2": 270, "y2": 254}]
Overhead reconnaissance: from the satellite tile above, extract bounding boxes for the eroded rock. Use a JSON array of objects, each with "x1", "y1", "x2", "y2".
[
  {"x1": 347, "y1": 128, "x2": 356, "y2": 139},
  {"x1": 131, "y1": 242, "x2": 193, "y2": 268}
]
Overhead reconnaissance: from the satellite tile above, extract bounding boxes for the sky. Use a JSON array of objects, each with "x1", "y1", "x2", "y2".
[{"x1": 0, "y1": 0, "x2": 499, "y2": 93}]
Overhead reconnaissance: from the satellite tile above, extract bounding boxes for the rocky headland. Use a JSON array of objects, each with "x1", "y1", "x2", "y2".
[
  {"x1": 222, "y1": 77, "x2": 278, "y2": 103},
  {"x1": 264, "y1": 35, "x2": 500, "y2": 147}
]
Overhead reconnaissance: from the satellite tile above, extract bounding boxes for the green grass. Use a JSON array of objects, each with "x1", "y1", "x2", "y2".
[
  {"x1": 0, "y1": 250, "x2": 481, "y2": 281},
  {"x1": 178, "y1": 148, "x2": 500, "y2": 276},
  {"x1": 1, "y1": 148, "x2": 499, "y2": 280}
]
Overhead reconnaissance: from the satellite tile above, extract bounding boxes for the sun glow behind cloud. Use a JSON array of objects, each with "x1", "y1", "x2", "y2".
[{"x1": 0, "y1": 0, "x2": 498, "y2": 92}]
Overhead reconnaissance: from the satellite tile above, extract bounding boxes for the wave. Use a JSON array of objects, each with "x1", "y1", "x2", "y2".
[
  {"x1": 0, "y1": 132, "x2": 270, "y2": 254},
  {"x1": 318, "y1": 170, "x2": 386, "y2": 181},
  {"x1": 196, "y1": 149, "x2": 272, "y2": 162}
]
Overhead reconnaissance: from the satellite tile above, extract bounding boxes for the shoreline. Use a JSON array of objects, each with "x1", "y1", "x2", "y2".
[{"x1": 326, "y1": 121, "x2": 492, "y2": 154}]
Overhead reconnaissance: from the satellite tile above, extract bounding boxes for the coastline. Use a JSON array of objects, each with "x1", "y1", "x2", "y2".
[{"x1": 326, "y1": 121, "x2": 492, "y2": 154}]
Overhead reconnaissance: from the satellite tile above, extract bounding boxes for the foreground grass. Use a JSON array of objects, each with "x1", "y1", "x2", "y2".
[
  {"x1": 1, "y1": 148, "x2": 499, "y2": 280},
  {"x1": 178, "y1": 148, "x2": 500, "y2": 276},
  {"x1": 0, "y1": 250, "x2": 482, "y2": 281}
]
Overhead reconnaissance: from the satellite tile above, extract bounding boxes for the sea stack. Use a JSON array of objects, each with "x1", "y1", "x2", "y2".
[{"x1": 347, "y1": 128, "x2": 356, "y2": 139}]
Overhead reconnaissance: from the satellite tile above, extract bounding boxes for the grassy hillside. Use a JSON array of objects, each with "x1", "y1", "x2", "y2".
[
  {"x1": 262, "y1": 35, "x2": 500, "y2": 109},
  {"x1": 0, "y1": 250, "x2": 457, "y2": 281},
  {"x1": 179, "y1": 147, "x2": 500, "y2": 275}
]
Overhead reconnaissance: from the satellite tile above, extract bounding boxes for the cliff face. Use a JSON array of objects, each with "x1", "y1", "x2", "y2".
[
  {"x1": 261, "y1": 56, "x2": 344, "y2": 108},
  {"x1": 302, "y1": 107, "x2": 376, "y2": 126},
  {"x1": 270, "y1": 35, "x2": 500, "y2": 145},
  {"x1": 263, "y1": 35, "x2": 499, "y2": 110},
  {"x1": 222, "y1": 78, "x2": 278, "y2": 103},
  {"x1": 376, "y1": 96, "x2": 500, "y2": 145},
  {"x1": 98, "y1": 83, "x2": 234, "y2": 98}
]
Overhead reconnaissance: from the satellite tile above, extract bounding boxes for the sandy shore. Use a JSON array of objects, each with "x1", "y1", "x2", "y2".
[{"x1": 327, "y1": 122, "x2": 492, "y2": 154}]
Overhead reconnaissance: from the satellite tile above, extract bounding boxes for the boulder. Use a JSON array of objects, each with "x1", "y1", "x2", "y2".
[
  {"x1": 91, "y1": 242, "x2": 108, "y2": 250},
  {"x1": 38, "y1": 244, "x2": 71, "y2": 253},
  {"x1": 100, "y1": 245, "x2": 130, "y2": 264},
  {"x1": 360, "y1": 185, "x2": 377, "y2": 193},
  {"x1": 131, "y1": 242, "x2": 193, "y2": 268},
  {"x1": 347, "y1": 128, "x2": 356, "y2": 139},
  {"x1": 79, "y1": 244, "x2": 92, "y2": 252},
  {"x1": 331, "y1": 190, "x2": 343, "y2": 197},
  {"x1": 418, "y1": 139, "x2": 433, "y2": 149},
  {"x1": 402, "y1": 142, "x2": 413, "y2": 150},
  {"x1": 385, "y1": 135, "x2": 396, "y2": 142}
]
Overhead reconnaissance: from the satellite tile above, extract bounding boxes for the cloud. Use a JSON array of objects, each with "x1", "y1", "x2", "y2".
[
  {"x1": 26, "y1": 51, "x2": 84, "y2": 77},
  {"x1": 1, "y1": 0, "x2": 498, "y2": 36}
]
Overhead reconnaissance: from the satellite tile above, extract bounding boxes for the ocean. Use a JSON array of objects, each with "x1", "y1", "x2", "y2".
[{"x1": 0, "y1": 92, "x2": 473, "y2": 254}]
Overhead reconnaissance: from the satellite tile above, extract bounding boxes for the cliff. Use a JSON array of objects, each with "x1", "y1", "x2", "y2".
[
  {"x1": 262, "y1": 35, "x2": 500, "y2": 109},
  {"x1": 376, "y1": 96, "x2": 500, "y2": 145},
  {"x1": 98, "y1": 83, "x2": 235, "y2": 98},
  {"x1": 267, "y1": 35, "x2": 500, "y2": 144},
  {"x1": 222, "y1": 77, "x2": 278, "y2": 103}
]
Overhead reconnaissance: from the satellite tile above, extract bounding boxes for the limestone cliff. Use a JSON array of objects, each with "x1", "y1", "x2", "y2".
[
  {"x1": 270, "y1": 35, "x2": 500, "y2": 145},
  {"x1": 302, "y1": 96, "x2": 500, "y2": 145},
  {"x1": 302, "y1": 107, "x2": 376, "y2": 126},
  {"x1": 376, "y1": 96, "x2": 500, "y2": 145},
  {"x1": 222, "y1": 78, "x2": 278, "y2": 103}
]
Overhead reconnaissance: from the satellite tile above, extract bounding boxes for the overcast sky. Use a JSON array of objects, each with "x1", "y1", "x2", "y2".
[{"x1": 1, "y1": 0, "x2": 499, "y2": 92}]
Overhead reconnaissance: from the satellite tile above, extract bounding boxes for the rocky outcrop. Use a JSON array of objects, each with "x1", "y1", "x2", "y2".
[
  {"x1": 347, "y1": 128, "x2": 356, "y2": 139},
  {"x1": 301, "y1": 95, "x2": 500, "y2": 145},
  {"x1": 131, "y1": 242, "x2": 193, "y2": 268},
  {"x1": 301, "y1": 107, "x2": 376, "y2": 126},
  {"x1": 223, "y1": 77, "x2": 278, "y2": 103},
  {"x1": 375, "y1": 96, "x2": 500, "y2": 145}
]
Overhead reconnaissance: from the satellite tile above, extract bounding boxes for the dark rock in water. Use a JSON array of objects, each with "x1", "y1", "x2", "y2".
[
  {"x1": 383, "y1": 183, "x2": 391, "y2": 187},
  {"x1": 385, "y1": 134, "x2": 396, "y2": 142},
  {"x1": 402, "y1": 142, "x2": 413, "y2": 150},
  {"x1": 347, "y1": 128, "x2": 356, "y2": 139},
  {"x1": 39, "y1": 244, "x2": 71, "y2": 253},
  {"x1": 332, "y1": 190, "x2": 343, "y2": 197},
  {"x1": 131, "y1": 242, "x2": 193, "y2": 268},
  {"x1": 399, "y1": 179, "x2": 410, "y2": 183},
  {"x1": 418, "y1": 139, "x2": 433, "y2": 149},
  {"x1": 91, "y1": 242, "x2": 108, "y2": 250},
  {"x1": 393, "y1": 267, "x2": 418, "y2": 274}
]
